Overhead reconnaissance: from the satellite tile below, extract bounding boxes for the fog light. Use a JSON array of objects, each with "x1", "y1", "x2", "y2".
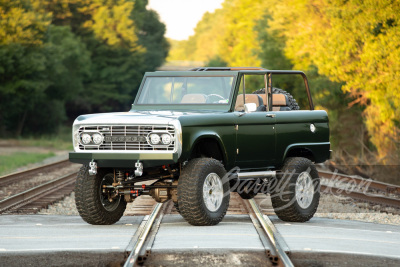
[
  {"x1": 161, "y1": 134, "x2": 172, "y2": 145},
  {"x1": 81, "y1": 133, "x2": 91, "y2": 144},
  {"x1": 149, "y1": 134, "x2": 160, "y2": 145},
  {"x1": 92, "y1": 133, "x2": 103, "y2": 145}
]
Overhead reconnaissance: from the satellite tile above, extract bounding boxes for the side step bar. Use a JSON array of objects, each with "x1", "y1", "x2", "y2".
[{"x1": 236, "y1": 171, "x2": 276, "y2": 180}]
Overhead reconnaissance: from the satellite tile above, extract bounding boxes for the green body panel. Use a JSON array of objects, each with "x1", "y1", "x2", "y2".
[
  {"x1": 178, "y1": 112, "x2": 236, "y2": 170},
  {"x1": 234, "y1": 111, "x2": 276, "y2": 169},
  {"x1": 274, "y1": 110, "x2": 330, "y2": 164},
  {"x1": 175, "y1": 109, "x2": 329, "y2": 170}
]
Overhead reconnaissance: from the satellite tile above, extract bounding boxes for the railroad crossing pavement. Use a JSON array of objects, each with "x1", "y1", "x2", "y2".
[
  {"x1": 0, "y1": 215, "x2": 143, "y2": 266},
  {"x1": 270, "y1": 216, "x2": 400, "y2": 266},
  {"x1": 1, "y1": 214, "x2": 400, "y2": 266}
]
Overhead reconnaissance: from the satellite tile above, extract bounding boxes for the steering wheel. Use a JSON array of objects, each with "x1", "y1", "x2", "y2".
[{"x1": 206, "y1": 94, "x2": 226, "y2": 103}]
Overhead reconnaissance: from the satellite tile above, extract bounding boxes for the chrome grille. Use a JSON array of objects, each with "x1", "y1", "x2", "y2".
[{"x1": 78, "y1": 125, "x2": 175, "y2": 151}]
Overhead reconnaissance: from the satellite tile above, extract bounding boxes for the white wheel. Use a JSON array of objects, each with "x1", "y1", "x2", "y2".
[
  {"x1": 295, "y1": 172, "x2": 314, "y2": 209},
  {"x1": 271, "y1": 157, "x2": 320, "y2": 222},
  {"x1": 177, "y1": 158, "x2": 230, "y2": 226},
  {"x1": 203, "y1": 173, "x2": 224, "y2": 212}
]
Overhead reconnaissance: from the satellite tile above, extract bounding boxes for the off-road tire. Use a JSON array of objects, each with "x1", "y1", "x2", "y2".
[
  {"x1": 253, "y1": 87, "x2": 300, "y2": 110},
  {"x1": 75, "y1": 165, "x2": 126, "y2": 225},
  {"x1": 270, "y1": 157, "x2": 320, "y2": 222},
  {"x1": 177, "y1": 158, "x2": 230, "y2": 226}
]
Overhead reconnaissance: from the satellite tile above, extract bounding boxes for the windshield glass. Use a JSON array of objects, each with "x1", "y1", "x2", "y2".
[{"x1": 136, "y1": 76, "x2": 234, "y2": 105}]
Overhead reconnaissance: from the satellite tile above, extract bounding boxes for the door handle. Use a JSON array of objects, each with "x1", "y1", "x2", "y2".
[{"x1": 266, "y1": 113, "x2": 276, "y2": 118}]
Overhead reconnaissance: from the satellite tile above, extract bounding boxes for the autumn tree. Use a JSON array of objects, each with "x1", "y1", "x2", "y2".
[{"x1": 268, "y1": 0, "x2": 400, "y2": 162}]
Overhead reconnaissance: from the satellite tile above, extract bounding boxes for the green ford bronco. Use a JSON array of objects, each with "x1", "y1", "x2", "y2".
[{"x1": 69, "y1": 67, "x2": 331, "y2": 226}]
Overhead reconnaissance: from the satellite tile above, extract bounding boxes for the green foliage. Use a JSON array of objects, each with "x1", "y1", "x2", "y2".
[
  {"x1": 0, "y1": 0, "x2": 169, "y2": 137},
  {"x1": 267, "y1": 0, "x2": 400, "y2": 162},
  {"x1": 167, "y1": 8, "x2": 226, "y2": 62},
  {"x1": 206, "y1": 56, "x2": 228, "y2": 67},
  {"x1": 0, "y1": 25, "x2": 90, "y2": 136},
  {"x1": 133, "y1": 1, "x2": 170, "y2": 70},
  {"x1": 0, "y1": 0, "x2": 51, "y2": 46}
]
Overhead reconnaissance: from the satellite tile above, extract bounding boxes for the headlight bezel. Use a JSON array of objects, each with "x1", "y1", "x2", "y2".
[
  {"x1": 149, "y1": 133, "x2": 161, "y2": 145},
  {"x1": 80, "y1": 133, "x2": 92, "y2": 145},
  {"x1": 161, "y1": 133, "x2": 172, "y2": 145},
  {"x1": 78, "y1": 131, "x2": 104, "y2": 146},
  {"x1": 92, "y1": 133, "x2": 104, "y2": 145},
  {"x1": 147, "y1": 131, "x2": 173, "y2": 147}
]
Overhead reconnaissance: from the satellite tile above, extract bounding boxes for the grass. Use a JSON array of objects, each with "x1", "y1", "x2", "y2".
[
  {"x1": 2, "y1": 125, "x2": 74, "y2": 151},
  {"x1": 0, "y1": 152, "x2": 56, "y2": 176},
  {"x1": 0, "y1": 125, "x2": 73, "y2": 175}
]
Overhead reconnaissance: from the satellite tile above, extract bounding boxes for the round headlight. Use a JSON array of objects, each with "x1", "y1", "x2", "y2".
[
  {"x1": 161, "y1": 134, "x2": 172, "y2": 145},
  {"x1": 92, "y1": 133, "x2": 103, "y2": 145},
  {"x1": 81, "y1": 133, "x2": 91, "y2": 145},
  {"x1": 149, "y1": 134, "x2": 160, "y2": 145}
]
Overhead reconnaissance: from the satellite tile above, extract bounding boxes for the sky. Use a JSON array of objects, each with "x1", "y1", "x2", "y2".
[{"x1": 147, "y1": 0, "x2": 224, "y2": 41}]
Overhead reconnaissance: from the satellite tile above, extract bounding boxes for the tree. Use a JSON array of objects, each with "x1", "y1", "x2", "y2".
[
  {"x1": 268, "y1": 0, "x2": 400, "y2": 162},
  {"x1": 0, "y1": 25, "x2": 91, "y2": 136},
  {"x1": 0, "y1": 0, "x2": 169, "y2": 136}
]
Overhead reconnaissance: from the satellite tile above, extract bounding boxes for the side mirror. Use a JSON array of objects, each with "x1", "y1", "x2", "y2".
[{"x1": 244, "y1": 103, "x2": 257, "y2": 113}]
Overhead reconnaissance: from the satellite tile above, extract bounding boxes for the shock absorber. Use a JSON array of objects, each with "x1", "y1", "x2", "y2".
[{"x1": 116, "y1": 170, "x2": 124, "y2": 183}]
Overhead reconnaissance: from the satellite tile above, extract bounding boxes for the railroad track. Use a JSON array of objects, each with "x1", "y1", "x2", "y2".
[
  {"x1": 0, "y1": 159, "x2": 71, "y2": 187},
  {"x1": 0, "y1": 159, "x2": 79, "y2": 214},
  {"x1": 318, "y1": 170, "x2": 400, "y2": 212},
  {"x1": 123, "y1": 194, "x2": 293, "y2": 267}
]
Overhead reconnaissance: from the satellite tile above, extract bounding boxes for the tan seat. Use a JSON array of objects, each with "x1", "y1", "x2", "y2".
[
  {"x1": 180, "y1": 94, "x2": 207, "y2": 103},
  {"x1": 255, "y1": 93, "x2": 290, "y2": 111},
  {"x1": 272, "y1": 94, "x2": 290, "y2": 111},
  {"x1": 235, "y1": 94, "x2": 264, "y2": 111}
]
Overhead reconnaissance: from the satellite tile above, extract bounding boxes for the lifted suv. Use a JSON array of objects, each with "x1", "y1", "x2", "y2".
[{"x1": 69, "y1": 67, "x2": 331, "y2": 226}]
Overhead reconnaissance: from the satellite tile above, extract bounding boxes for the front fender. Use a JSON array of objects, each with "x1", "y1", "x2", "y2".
[{"x1": 181, "y1": 131, "x2": 229, "y2": 165}]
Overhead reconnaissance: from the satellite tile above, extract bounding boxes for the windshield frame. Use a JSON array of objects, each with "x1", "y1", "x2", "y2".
[{"x1": 132, "y1": 71, "x2": 238, "y2": 112}]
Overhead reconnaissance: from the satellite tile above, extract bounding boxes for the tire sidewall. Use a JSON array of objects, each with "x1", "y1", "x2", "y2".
[
  {"x1": 75, "y1": 165, "x2": 126, "y2": 225},
  {"x1": 286, "y1": 160, "x2": 320, "y2": 217},
  {"x1": 177, "y1": 158, "x2": 230, "y2": 226},
  {"x1": 271, "y1": 157, "x2": 320, "y2": 222}
]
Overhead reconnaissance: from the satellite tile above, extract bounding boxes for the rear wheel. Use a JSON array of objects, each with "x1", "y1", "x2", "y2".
[
  {"x1": 177, "y1": 158, "x2": 230, "y2": 226},
  {"x1": 270, "y1": 157, "x2": 320, "y2": 222},
  {"x1": 75, "y1": 165, "x2": 126, "y2": 225}
]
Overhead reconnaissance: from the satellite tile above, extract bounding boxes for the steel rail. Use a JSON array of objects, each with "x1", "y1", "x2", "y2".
[
  {"x1": 0, "y1": 159, "x2": 71, "y2": 187},
  {"x1": 320, "y1": 184, "x2": 400, "y2": 209},
  {"x1": 0, "y1": 171, "x2": 77, "y2": 213},
  {"x1": 124, "y1": 202, "x2": 163, "y2": 267},
  {"x1": 247, "y1": 198, "x2": 294, "y2": 267},
  {"x1": 318, "y1": 170, "x2": 400, "y2": 195}
]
